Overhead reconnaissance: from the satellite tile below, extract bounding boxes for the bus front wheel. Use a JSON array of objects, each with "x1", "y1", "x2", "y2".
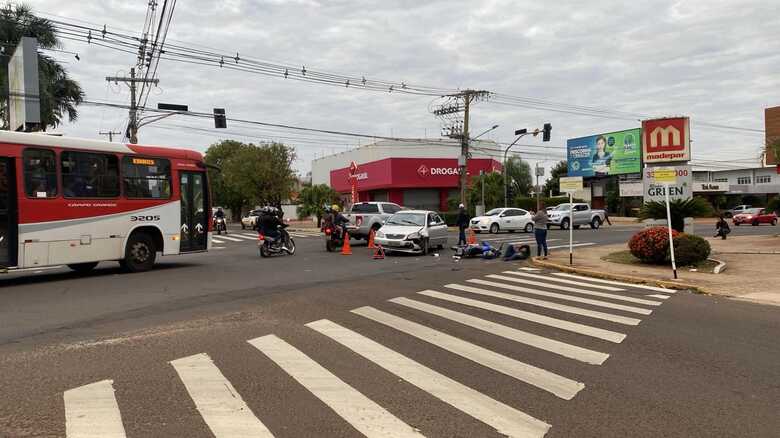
[{"x1": 122, "y1": 232, "x2": 157, "y2": 272}]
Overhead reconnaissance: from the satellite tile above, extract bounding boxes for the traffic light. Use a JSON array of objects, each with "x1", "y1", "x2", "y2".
[
  {"x1": 213, "y1": 108, "x2": 227, "y2": 129},
  {"x1": 542, "y1": 123, "x2": 552, "y2": 142}
]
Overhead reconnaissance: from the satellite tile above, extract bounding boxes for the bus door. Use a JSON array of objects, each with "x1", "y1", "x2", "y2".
[
  {"x1": 179, "y1": 171, "x2": 208, "y2": 252},
  {"x1": 0, "y1": 157, "x2": 17, "y2": 267}
]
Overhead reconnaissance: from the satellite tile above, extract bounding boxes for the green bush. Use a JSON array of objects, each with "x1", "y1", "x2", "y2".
[
  {"x1": 768, "y1": 197, "x2": 780, "y2": 214},
  {"x1": 672, "y1": 234, "x2": 711, "y2": 266}
]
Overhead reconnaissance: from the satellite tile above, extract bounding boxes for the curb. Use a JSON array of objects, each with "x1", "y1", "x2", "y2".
[
  {"x1": 529, "y1": 258, "x2": 703, "y2": 293},
  {"x1": 709, "y1": 258, "x2": 727, "y2": 274}
]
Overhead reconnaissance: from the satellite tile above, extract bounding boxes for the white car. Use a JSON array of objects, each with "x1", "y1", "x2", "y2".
[
  {"x1": 470, "y1": 208, "x2": 534, "y2": 234},
  {"x1": 241, "y1": 209, "x2": 261, "y2": 229},
  {"x1": 374, "y1": 210, "x2": 449, "y2": 254}
]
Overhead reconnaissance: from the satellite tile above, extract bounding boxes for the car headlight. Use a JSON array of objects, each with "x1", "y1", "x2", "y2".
[
  {"x1": 480, "y1": 218, "x2": 490, "y2": 224},
  {"x1": 407, "y1": 232, "x2": 421, "y2": 240}
]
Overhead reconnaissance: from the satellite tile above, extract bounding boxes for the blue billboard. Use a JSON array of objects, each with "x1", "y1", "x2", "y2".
[{"x1": 567, "y1": 128, "x2": 642, "y2": 177}]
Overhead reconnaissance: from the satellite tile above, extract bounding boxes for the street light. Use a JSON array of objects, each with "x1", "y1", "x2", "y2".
[
  {"x1": 504, "y1": 128, "x2": 530, "y2": 207},
  {"x1": 473, "y1": 124, "x2": 500, "y2": 140}
]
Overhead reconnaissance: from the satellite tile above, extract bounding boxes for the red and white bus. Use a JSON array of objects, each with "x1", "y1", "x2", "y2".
[{"x1": 0, "y1": 130, "x2": 212, "y2": 273}]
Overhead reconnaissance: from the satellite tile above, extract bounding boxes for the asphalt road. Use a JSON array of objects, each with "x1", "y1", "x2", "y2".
[{"x1": 1, "y1": 225, "x2": 778, "y2": 437}]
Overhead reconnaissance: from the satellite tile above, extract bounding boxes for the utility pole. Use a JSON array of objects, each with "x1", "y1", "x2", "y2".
[
  {"x1": 105, "y1": 68, "x2": 159, "y2": 144},
  {"x1": 98, "y1": 131, "x2": 122, "y2": 142},
  {"x1": 433, "y1": 89, "x2": 490, "y2": 208}
]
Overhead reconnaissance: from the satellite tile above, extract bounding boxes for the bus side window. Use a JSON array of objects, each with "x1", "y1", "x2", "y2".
[
  {"x1": 62, "y1": 152, "x2": 120, "y2": 198},
  {"x1": 122, "y1": 157, "x2": 171, "y2": 199},
  {"x1": 23, "y1": 149, "x2": 58, "y2": 198}
]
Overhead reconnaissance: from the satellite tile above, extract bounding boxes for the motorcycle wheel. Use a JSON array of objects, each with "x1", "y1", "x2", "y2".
[
  {"x1": 285, "y1": 237, "x2": 296, "y2": 255},
  {"x1": 259, "y1": 244, "x2": 270, "y2": 258}
]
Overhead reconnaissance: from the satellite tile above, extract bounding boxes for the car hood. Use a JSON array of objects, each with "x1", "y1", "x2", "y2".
[
  {"x1": 471, "y1": 215, "x2": 499, "y2": 221},
  {"x1": 379, "y1": 225, "x2": 424, "y2": 235}
]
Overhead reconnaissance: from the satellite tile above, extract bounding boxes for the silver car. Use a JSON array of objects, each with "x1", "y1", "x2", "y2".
[{"x1": 374, "y1": 210, "x2": 449, "y2": 255}]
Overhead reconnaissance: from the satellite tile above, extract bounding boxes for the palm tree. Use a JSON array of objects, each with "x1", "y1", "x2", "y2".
[
  {"x1": 1, "y1": 3, "x2": 84, "y2": 130},
  {"x1": 639, "y1": 197, "x2": 713, "y2": 232}
]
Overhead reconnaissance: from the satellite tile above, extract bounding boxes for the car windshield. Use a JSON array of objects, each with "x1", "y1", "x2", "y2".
[
  {"x1": 744, "y1": 208, "x2": 763, "y2": 214},
  {"x1": 554, "y1": 204, "x2": 572, "y2": 211},
  {"x1": 385, "y1": 212, "x2": 426, "y2": 226},
  {"x1": 485, "y1": 208, "x2": 503, "y2": 216}
]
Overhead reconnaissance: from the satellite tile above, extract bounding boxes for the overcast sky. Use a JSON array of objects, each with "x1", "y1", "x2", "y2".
[{"x1": 25, "y1": 0, "x2": 780, "y2": 176}]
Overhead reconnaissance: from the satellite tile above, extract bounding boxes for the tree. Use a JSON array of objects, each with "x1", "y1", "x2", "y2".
[
  {"x1": 204, "y1": 140, "x2": 297, "y2": 219},
  {"x1": 299, "y1": 184, "x2": 339, "y2": 226},
  {"x1": 542, "y1": 160, "x2": 568, "y2": 196},
  {"x1": 468, "y1": 172, "x2": 505, "y2": 211},
  {"x1": 639, "y1": 197, "x2": 713, "y2": 232},
  {"x1": 505, "y1": 156, "x2": 533, "y2": 202},
  {"x1": 0, "y1": 4, "x2": 84, "y2": 130}
]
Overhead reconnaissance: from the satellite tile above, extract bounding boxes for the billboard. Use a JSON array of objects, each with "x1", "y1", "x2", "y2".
[
  {"x1": 643, "y1": 165, "x2": 693, "y2": 203},
  {"x1": 567, "y1": 128, "x2": 641, "y2": 178},
  {"x1": 642, "y1": 117, "x2": 691, "y2": 163}
]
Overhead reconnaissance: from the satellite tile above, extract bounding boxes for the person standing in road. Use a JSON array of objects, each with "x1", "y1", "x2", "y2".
[
  {"x1": 604, "y1": 209, "x2": 612, "y2": 226},
  {"x1": 715, "y1": 215, "x2": 730, "y2": 240},
  {"x1": 532, "y1": 203, "x2": 550, "y2": 259},
  {"x1": 456, "y1": 204, "x2": 470, "y2": 246}
]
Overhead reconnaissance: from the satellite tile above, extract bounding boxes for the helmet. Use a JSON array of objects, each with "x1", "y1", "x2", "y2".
[{"x1": 332, "y1": 204, "x2": 341, "y2": 213}]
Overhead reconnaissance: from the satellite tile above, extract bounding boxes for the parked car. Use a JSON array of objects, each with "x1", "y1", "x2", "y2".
[
  {"x1": 470, "y1": 208, "x2": 534, "y2": 234},
  {"x1": 732, "y1": 208, "x2": 778, "y2": 226},
  {"x1": 548, "y1": 203, "x2": 606, "y2": 230},
  {"x1": 374, "y1": 210, "x2": 448, "y2": 254},
  {"x1": 724, "y1": 204, "x2": 751, "y2": 218},
  {"x1": 241, "y1": 209, "x2": 261, "y2": 229},
  {"x1": 344, "y1": 202, "x2": 402, "y2": 239}
]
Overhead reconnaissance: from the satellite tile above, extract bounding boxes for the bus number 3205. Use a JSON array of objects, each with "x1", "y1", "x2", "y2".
[{"x1": 130, "y1": 215, "x2": 161, "y2": 222}]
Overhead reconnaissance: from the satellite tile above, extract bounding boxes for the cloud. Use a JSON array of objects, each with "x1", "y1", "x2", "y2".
[{"x1": 25, "y1": 0, "x2": 780, "y2": 174}]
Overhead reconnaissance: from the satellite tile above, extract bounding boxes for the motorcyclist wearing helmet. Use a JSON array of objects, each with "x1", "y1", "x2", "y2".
[
  {"x1": 331, "y1": 204, "x2": 350, "y2": 235},
  {"x1": 258, "y1": 206, "x2": 283, "y2": 241},
  {"x1": 214, "y1": 207, "x2": 225, "y2": 219},
  {"x1": 321, "y1": 205, "x2": 334, "y2": 230}
]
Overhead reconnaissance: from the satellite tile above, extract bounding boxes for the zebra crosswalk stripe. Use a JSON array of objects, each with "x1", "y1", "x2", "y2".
[
  {"x1": 551, "y1": 273, "x2": 677, "y2": 294},
  {"x1": 389, "y1": 297, "x2": 609, "y2": 365},
  {"x1": 488, "y1": 275, "x2": 662, "y2": 307},
  {"x1": 477, "y1": 278, "x2": 655, "y2": 315},
  {"x1": 306, "y1": 319, "x2": 551, "y2": 438},
  {"x1": 647, "y1": 294, "x2": 670, "y2": 300},
  {"x1": 503, "y1": 272, "x2": 625, "y2": 292},
  {"x1": 231, "y1": 234, "x2": 258, "y2": 241},
  {"x1": 424, "y1": 289, "x2": 627, "y2": 343},
  {"x1": 170, "y1": 353, "x2": 274, "y2": 438},
  {"x1": 248, "y1": 335, "x2": 424, "y2": 438},
  {"x1": 211, "y1": 238, "x2": 225, "y2": 244},
  {"x1": 64, "y1": 380, "x2": 126, "y2": 438},
  {"x1": 444, "y1": 284, "x2": 641, "y2": 326},
  {"x1": 352, "y1": 306, "x2": 584, "y2": 400},
  {"x1": 215, "y1": 235, "x2": 243, "y2": 242}
]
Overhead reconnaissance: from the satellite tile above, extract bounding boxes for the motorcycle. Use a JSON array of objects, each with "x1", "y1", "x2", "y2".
[
  {"x1": 214, "y1": 216, "x2": 227, "y2": 235},
  {"x1": 323, "y1": 224, "x2": 354, "y2": 252},
  {"x1": 258, "y1": 224, "x2": 296, "y2": 257}
]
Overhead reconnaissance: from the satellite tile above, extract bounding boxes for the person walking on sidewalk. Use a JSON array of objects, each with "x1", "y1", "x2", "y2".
[
  {"x1": 715, "y1": 215, "x2": 730, "y2": 240},
  {"x1": 456, "y1": 203, "x2": 470, "y2": 246},
  {"x1": 532, "y1": 203, "x2": 550, "y2": 259},
  {"x1": 604, "y1": 209, "x2": 613, "y2": 226}
]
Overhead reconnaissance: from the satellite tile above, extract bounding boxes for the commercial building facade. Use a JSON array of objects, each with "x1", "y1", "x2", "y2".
[{"x1": 311, "y1": 140, "x2": 503, "y2": 211}]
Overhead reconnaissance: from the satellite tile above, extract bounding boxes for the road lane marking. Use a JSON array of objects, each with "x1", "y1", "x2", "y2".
[
  {"x1": 486, "y1": 275, "x2": 661, "y2": 309},
  {"x1": 551, "y1": 273, "x2": 677, "y2": 294},
  {"x1": 426, "y1": 289, "x2": 626, "y2": 343},
  {"x1": 519, "y1": 267, "x2": 542, "y2": 271},
  {"x1": 306, "y1": 319, "x2": 551, "y2": 437},
  {"x1": 390, "y1": 297, "x2": 609, "y2": 365},
  {"x1": 474, "y1": 278, "x2": 653, "y2": 316},
  {"x1": 64, "y1": 380, "x2": 126, "y2": 438},
  {"x1": 248, "y1": 335, "x2": 424, "y2": 438},
  {"x1": 170, "y1": 353, "x2": 273, "y2": 438},
  {"x1": 353, "y1": 306, "x2": 584, "y2": 400},
  {"x1": 547, "y1": 243, "x2": 596, "y2": 250},
  {"x1": 231, "y1": 234, "x2": 258, "y2": 241},
  {"x1": 503, "y1": 272, "x2": 625, "y2": 292},
  {"x1": 444, "y1": 284, "x2": 641, "y2": 326},
  {"x1": 646, "y1": 294, "x2": 670, "y2": 300},
  {"x1": 241, "y1": 233, "x2": 259, "y2": 238},
  {"x1": 215, "y1": 235, "x2": 243, "y2": 242},
  {"x1": 212, "y1": 246, "x2": 226, "y2": 250},
  {"x1": 211, "y1": 238, "x2": 225, "y2": 244}
]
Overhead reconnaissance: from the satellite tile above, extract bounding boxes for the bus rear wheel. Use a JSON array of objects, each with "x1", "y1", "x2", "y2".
[
  {"x1": 67, "y1": 262, "x2": 99, "y2": 273},
  {"x1": 122, "y1": 232, "x2": 157, "y2": 272}
]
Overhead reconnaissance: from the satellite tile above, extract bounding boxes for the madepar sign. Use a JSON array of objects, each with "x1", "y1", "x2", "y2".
[{"x1": 642, "y1": 117, "x2": 691, "y2": 163}]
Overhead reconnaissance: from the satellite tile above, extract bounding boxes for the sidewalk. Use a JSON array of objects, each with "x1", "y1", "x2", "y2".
[{"x1": 533, "y1": 234, "x2": 780, "y2": 306}]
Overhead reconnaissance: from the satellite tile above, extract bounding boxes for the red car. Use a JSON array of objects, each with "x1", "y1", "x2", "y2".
[{"x1": 732, "y1": 208, "x2": 778, "y2": 226}]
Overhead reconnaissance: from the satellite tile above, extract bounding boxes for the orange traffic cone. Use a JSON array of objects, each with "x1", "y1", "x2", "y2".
[
  {"x1": 367, "y1": 229, "x2": 376, "y2": 249},
  {"x1": 467, "y1": 228, "x2": 477, "y2": 245},
  {"x1": 341, "y1": 231, "x2": 353, "y2": 255},
  {"x1": 373, "y1": 245, "x2": 385, "y2": 260}
]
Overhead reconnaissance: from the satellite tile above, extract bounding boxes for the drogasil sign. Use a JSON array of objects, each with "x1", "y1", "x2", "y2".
[
  {"x1": 417, "y1": 164, "x2": 460, "y2": 178},
  {"x1": 642, "y1": 117, "x2": 691, "y2": 163}
]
